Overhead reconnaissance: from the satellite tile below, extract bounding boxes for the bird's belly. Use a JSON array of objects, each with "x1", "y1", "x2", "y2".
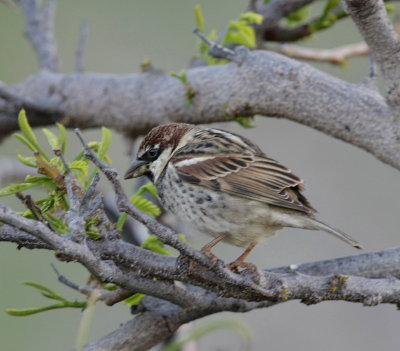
[{"x1": 156, "y1": 176, "x2": 282, "y2": 248}]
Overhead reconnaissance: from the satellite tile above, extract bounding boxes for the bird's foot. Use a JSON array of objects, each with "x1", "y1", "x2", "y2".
[
  {"x1": 188, "y1": 249, "x2": 220, "y2": 271},
  {"x1": 228, "y1": 260, "x2": 264, "y2": 284}
]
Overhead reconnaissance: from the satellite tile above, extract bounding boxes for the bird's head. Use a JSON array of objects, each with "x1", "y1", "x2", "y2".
[{"x1": 124, "y1": 123, "x2": 195, "y2": 182}]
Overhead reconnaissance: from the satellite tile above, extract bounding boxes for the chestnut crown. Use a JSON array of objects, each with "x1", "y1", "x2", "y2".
[{"x1": 137, "y1": 123, "x2": 195, "y2": 161}]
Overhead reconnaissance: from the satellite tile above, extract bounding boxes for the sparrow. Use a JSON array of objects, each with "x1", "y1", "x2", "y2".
[{"x1": 124, "y1": 123, "x2": 361, "y2": 269}]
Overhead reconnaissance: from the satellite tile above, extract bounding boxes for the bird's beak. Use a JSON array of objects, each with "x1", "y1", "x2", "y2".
[{"x1": 124, "y1": 159, "x2": 150, "y2": 179}]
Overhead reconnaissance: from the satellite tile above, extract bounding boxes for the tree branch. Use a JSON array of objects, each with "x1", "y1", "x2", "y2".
[
  {"x1": 345, "y1": 0, "x2": 400, "y2": 108},
  {"x1": 274, "y1": 42, "x2": 369, "y2": 65},
  {"x1": 18, "y1": 0, "x2": 59, "y2": 72},
  {"x1": 0, "y1": 50, "x2": 399, "y2": 169}
]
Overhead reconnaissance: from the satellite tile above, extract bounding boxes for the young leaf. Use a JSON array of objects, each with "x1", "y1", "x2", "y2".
[
  {"x1": 17, "y1": 154, "x2": 37, "y2": 167},
  {"x1": 44, "y1": 213, "x2": 68, "y2": 233},
  {"x1": 70, "y1": 160, "x2": 89, "y2": 173},
  {"x1": 131, "y1": 195, "x2": 161, "y2": 216},
  {"x1": 57, "y1": 123, "x2": 67, "y2": 154},
  {"x1": 194, "y1": 4, "x2": 204, "y2": 32},
  {"x1": 123, "y1": 293, "x2": 145, "y2": 306},
  {"x1": 116, "y1": 212, "x2": 128, "y2": 231},
  {"x1": 23, "y1": 282, "x2": 66, "y2": 302},
  {"x1": 98, "y1": 127, "x2": 111, "y2": 161},
  {"x1": 232, "y1": 116, "x2": 255, "y2": 128},
  {"x1": 13, "y1": 133, "x2": 37, "y2": 152},
  {"x1": 0, "y1": 182, "x2": 48, "y2": 197},
  {"x1": 141, "y1": 234, "x2": 173, "y2": 256},
  {"x1": 5, "y1": 302, "x2": 85, "y2": 316},
  {"x1": 42, "y1": 128, "x2": 60, "y2": 150},
  {"x1": 239, "y1": 11, "x2": 263, "y2": 25},
  {"x1": 18, "y1": 110, "x2": 49, "y2": 160},
  {"x1": 136, "y1": 182, "x2": 158, "y2": 198}
]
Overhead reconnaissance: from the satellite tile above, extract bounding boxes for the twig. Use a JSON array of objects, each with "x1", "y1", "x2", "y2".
[
  {"x1": 274, "y1": 42, "x2": 369, "y2": 65},
  {"x1": 75, "y1": 21, "x2": 89, "y2": 73},
  {"x1": 51, "y1": 263, "x2": 134, "y2": 305},
  {"x1": 193, "y1": 29, "x2": 248, "y2": 64}
]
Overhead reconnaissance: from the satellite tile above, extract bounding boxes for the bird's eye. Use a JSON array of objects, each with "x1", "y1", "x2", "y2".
[{"x1": 147, "y1": 147, "x2": 159, "y2": 158}]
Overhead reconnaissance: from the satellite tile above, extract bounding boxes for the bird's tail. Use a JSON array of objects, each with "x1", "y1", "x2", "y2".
[{"x1": 306, "y1": 218, "x2": 362, "y2": 249}]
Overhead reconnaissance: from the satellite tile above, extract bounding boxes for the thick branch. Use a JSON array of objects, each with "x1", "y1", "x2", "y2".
[
  {"x1": 345, "y1": 0, "x2": 400, "y2": 107},
  {"x1": 1, "y1": 50, "x2": 399, "y2": 169}
]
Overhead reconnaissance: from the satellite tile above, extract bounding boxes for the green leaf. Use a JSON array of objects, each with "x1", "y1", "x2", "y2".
[
  {"x1": 5, "y1": 282, "x2": 86, "y2": 317},
  {"x1": 225, "y1": 22, "x2": 256, "y2": 48},
  {"x1": 170, "y1": 70, "x2": 188, "y2": 84},
  {"x1": 98, "y1": 127, "x2": 111, "y2": 161},
  {"x1": 25, "y1": 175, "x2": 53, "y2": 184},
  {"x1": 324, "y1": 0, "x2": 341, "y2": 15},
  {"x1": 0, "y1": 182, "x2": 47, "y2": 197},
  {"x1": 57, "y1": 123, "x2": 67, "y2": 154},
  {"x1": 286, "y1": 5, "x2": 310, "y2": 26},
  {"x1": 70, "y1": 160, "x2": 89, "y2": 173},
  {"x1": 141, "y1": 234, "x2": 173, "y2": 256},
  {"x1": 37, "y1": 197, "x2": 55, "y2": 213},
  {"x1": 131, "y1": 195, "x2": 161, "y2": 216},
  {"x1": 23, "y1": 282, "x2": 66, "y2": 302},
  {"x1": 123, "y1": 293, "x2": 145, "y2": 306},
  {"x1": 232, "y1": 116, "x2": 255, "y2": 128},
  {"x1": 44, "y1": 213, "x2": 68, "y2": 233},
  {"x1": 116, "y1": 212, "x2": 128, "y2": 231},
  {"x1": 136, "y1": 182, "x2": 158, "y2": 198},
  {"x1": 42, "y1": 128, "x2": 60, "y2": 150},
  {"x1": 13, "y1": 133, "x2": 37, "y2": 152},
  {"x1": 239, "y1": 11, "x2": 263, "y2": 25},
  {"x1": 17, "y1": 154, "x2": 37, "y2": 167},
  {"x1": 18, "y1": 110, "x2": 49, "y2": 161},
  {"x1": 194, "y1": 4, "x2": 204, "y2": 32},
  {"x1": 5, "y1": 302, "x2": 85, "y2": 316},
  {"x1": 309, "y1": 0, "x2": 341, "y2": 32}
]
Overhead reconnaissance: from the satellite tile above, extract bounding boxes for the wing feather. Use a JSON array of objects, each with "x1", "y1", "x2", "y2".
[{"x1": 173, "y1": 150, "x2": 315, "y2": 214}]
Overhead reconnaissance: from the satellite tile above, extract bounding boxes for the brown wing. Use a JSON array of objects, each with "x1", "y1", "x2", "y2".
[{"x1": 173, "y1": 153, "x2": 316, "y2": 214}]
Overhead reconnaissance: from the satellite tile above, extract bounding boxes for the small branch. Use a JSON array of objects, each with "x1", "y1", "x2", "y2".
[
  {"x1": 75, "y1": 21, "x2": 89, "y2": 73},
  {"x1": 0, "y1": 225, "x2": 51, "y2": 250},
  {"x1": 52, "y1": 264, "x2": 134, "y2": 306},
  {"x1": 193, "y1": 29, "x2": 248, "y2": 64},
  {"x1": 274, "y1": 42, "x2": 368, "y2": 65},
  {"x1": 19, "y1": 0, "x2": 59, "y2": 72},
  {"x1": 345, "y1": 0, "x2": 400, "y2": 107},
  {"x1": 256, "y1": 0, "x2": 315, "y2": 36}
]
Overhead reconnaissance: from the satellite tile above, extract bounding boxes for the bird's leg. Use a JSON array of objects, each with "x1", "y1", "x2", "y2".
[
  {"x1": 228, "y1": 243, "x2": 257, "y2": 271},
  {"x1": 189, "y1": 234, "x2": 227, "y2": 270},
  {"x1": 200, "y1": 234, "x2": 227, "y2": 259}
]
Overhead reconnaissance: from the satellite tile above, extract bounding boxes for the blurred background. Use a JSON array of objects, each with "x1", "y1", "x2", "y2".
[{"x1": 1, "y1": 1, "x2": 399, "y2": 350}]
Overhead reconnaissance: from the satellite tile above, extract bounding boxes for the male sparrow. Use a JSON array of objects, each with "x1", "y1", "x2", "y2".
[{"x1": 124, "y1": 124, "x2": 361, "y2": 269}]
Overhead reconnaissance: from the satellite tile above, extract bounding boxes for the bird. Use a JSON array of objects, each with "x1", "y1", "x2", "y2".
[{"x1": 124, "y1": 123, "x2": 361, "y2": 269}]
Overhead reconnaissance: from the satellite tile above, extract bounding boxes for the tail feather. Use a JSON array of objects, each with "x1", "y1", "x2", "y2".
[{"x1": 308, "y1": 218, "x2": 362, "y2": 249}]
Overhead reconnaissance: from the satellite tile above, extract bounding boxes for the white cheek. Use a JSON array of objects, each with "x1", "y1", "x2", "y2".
[{"x1": 150, "y1": 147, "x2": 173, "y2": 181}]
